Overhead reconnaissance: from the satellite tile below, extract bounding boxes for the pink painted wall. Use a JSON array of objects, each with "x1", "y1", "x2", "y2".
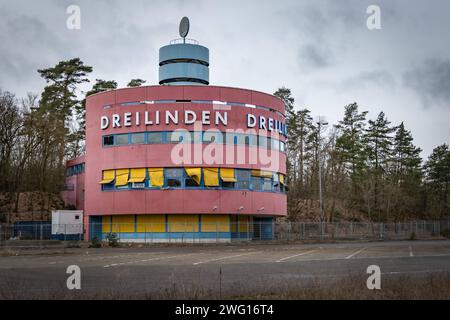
[
  {"x1": 84, "y1": 85, "x2": 287, "y2": 218},
  {"x1": 62, "y1": 155, "x2": 85, "y2": 210}
]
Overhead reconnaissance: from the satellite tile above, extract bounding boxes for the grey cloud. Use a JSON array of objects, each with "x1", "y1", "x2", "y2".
[
  {"x1": 0, "y1": 0, "x2": 449, "y2": 157},
  {"x1": 342, "y1": 70, "x2": 396, "y2": 89},
  {"x1": 0, "y1": 13, "x2": 63, "y2": 80},
  {"x1": 403, "y1": 59, "x2": 450, "y2": 108},
  {"x1": 298, "y1": 44, "x2": 333, "y2": 71},
  {"x1": 282, "y1": 1, "x2": 368, "y2": 73}
]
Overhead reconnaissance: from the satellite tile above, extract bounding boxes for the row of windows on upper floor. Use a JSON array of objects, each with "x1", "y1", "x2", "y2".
[
  {"x1": 103, "y1": 100, "x2": 285, "y2": 118},
  {"x1": 103, "y1": 131, "x2": 286, "y2": 152},
  {"x1": 100, "y1": 167, "x2": 287, "y2": 193},
  {"x1": 65, "y1": 163, "x2": 85, "y2": 177}
]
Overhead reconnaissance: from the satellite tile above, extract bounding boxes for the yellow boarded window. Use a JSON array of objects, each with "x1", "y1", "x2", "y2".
[
  {"x1": 261, "y1": 171, "x2": 273, "y2": 178},
  {"x1": 231, "y1": 215, "x2": 251, "y2": 232},
  {"x1": 137, "y1": 215, "x2": 166, "y2": 232},
  {"x1": 251, "y1": 169, "x2": 261, "y2": 177},
  {"x1": 115, "y1": 169, "x2": 129, "y2": 186},
  {"x1": 280, "y1": 174, "x2": 285, "y2": 185},
  {"x1": 99, "y1": 170, "x2": 114, "y2": 184},
  {"x1": 220, "y1": 168, "x2": 237, "y2": 182},
  {"x1": 238, "y1": 216, "x2": 250, "y2": 232},
  {"x1": 252, "y1": 169, "x2": 273, "y2": 178},
  {"x1": 102, "y1": 215, "x2": 111, "y2": 233},
  {"x1": 112, "y1": 215, "x2": 135, "y2": 233},
  {"x1": 203, "y1": 168, "x2": 219, "y2": 186},
  {"x1": 128, "y1": 168, "x2": 146, "y2": 183},
  {"x1": 185, "y1": 168, "x2": 202, "y2": 185},
  {"x1": 201, "y1": 215, "x2": 230, "y2": 232},
  {"x1": 168, "y1": 215, "x2": 199, "y2": 232},
  {"x1": 148, "y1": 168, "x2": 164, "y2": 187}
]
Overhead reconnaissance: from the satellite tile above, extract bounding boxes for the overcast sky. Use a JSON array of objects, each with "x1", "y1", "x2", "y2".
[{"x1": 1, "y1": 0, "x2": 449, "y2": 157}]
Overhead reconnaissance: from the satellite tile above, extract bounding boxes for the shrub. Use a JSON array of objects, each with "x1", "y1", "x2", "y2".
[
  {"x1": 441, "y1": 229, "x2": 450, "y2": 239},
  {"x1": 106, "y1": 233, "x2": 120, "y2": 247},
  {"x1": 89, "y1": 236, "x2": 101, "y2": 248},
  {"x1": 409, "y1": 232, "x2": 417, "y2": 240}
]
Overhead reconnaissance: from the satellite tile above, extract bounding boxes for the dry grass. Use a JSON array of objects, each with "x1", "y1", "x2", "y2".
[
  {"x1": 235, "y1": 273, "x2": 450, "y2": 300},
  {"x1": 0, "y1": 272, "x2": 449, "y2": 300}
]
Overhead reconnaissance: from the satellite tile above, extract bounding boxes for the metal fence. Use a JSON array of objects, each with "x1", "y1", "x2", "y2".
[
  {"x1": 275, "y1": 221, "x2": 444, "y2": 241},
  {"x1": 0, "y1": 220, "x2": 448, "y2": 247}
]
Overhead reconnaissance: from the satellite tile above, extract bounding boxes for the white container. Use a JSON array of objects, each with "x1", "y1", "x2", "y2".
[{"x1": 51, "y1": 210, "x2": 83, "y2": 235}]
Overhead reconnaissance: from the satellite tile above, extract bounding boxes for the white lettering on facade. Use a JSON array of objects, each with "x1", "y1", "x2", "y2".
[{"x1": 99, "y1": 111, "x2": 286, "y2": 136}]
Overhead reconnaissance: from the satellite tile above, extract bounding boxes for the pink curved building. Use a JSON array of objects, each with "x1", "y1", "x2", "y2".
[{"x1": 64, "y1": 21, "x2": 287, "y2": 242}]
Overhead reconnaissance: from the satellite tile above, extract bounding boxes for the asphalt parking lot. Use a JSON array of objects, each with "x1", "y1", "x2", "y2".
[{"x1": 0, "y1": 240, "x2": 449, "y2": 298}]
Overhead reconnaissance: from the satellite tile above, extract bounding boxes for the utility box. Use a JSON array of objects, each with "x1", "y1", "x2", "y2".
[{"x1": 51, "y1": 210, "x2": 83, "y2": 240}]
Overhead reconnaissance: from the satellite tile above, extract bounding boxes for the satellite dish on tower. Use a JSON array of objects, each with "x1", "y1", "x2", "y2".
[{"x1": 179, "y1": 16, "x2": 190, "y2": 42}]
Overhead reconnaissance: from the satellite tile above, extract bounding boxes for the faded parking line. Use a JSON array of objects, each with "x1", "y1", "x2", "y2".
[
  {"x1": 79, "y1": 252, "x2": 168, "y2": 262},
  {"x1": 104, "y1": 253, "x2": 197, "y2": 268},
  {"x1": 275, "y1": 249, "x2": 317, "y2": 263},
  {"x1": 193, "y1": 252, "x2": 257, "y2": 265},
  {"x1": 345, "y1": 247, "x2": 367, "y2": 259},
  {"x1": 409, "y1": 246, "x2": 414, "y2": 257}
]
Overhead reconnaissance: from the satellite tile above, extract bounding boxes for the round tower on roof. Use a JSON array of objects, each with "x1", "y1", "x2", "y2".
[{"x1": 158, "y1": 17, "x2": 210, "y2": 85}]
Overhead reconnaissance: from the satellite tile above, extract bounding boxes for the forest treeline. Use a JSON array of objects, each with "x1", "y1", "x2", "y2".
[
  {"x1": 274, "y1": 87, "x2": 450, "y2": 222},
  {"x1": 0, "y1": 58, "x2": 449, "y2": 222},
  {"x1": 0, "y1": 58, "x2": 144, "y2": 222}
]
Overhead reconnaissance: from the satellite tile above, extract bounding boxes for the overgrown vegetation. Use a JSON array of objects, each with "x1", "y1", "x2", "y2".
[
  {"x1": 441, "y1": 229, "x2": 450, "y2": 239},
  {"x1": 106, "y1": 233, "x2": 119, "y2": 247},
  {"x1": 274, "y1": 87, "x2": 450, "y2": 222},
  {"x1": 89, "y1": 235, "x2": 102, "y2": 248},
  {"x1": 0, "y1": 57, "x2": 144, "y2": 222},
  {"x1": 0, "y1": 272, "x2": 449, "y2": 300}
]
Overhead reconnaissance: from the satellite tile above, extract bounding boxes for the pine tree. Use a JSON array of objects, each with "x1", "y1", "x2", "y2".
[
  {"x1": 364, "y1": 111, "x2": 395, "y2": 218},
  {"x1": 393, "y1": 122, "x2": 422, "y2": 176},
  {"x1": 424, "y1": 144, "x2": 450, "y2": 217},
  {"x1": 38, "y1": 58, "x2": 92, "y2": 121},
  {"x1": 284, "y1": 109, "x2": 315, "y2": 189},
  {"x1": 37, "y1": 58, "x2": 92, "y2": 164},
  {"x1": 389, "y1": 122, "x2": 423, "y2": 220},
  {"x1": 127, "y1": 79, "x2": 146, "y2": 87},
  {"x1": 273, "y1": 87, "x2": 294, "y2": 116},
  {"x1": 335, "y1": 103, "x2": 368, "y2": 187}
]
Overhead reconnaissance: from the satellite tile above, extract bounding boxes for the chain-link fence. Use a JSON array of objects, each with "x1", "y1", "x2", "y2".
[
  {"x1": 275, "y1": 221, "x2": 444, "y2": 241},
  {"x1": 0, "y1": 220, "x2": 448, "y2": 247}
]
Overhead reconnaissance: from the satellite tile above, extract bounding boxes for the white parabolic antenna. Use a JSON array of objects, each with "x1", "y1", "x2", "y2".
[{"x1": 179, "y1": 16, "x2": 190, "y2": 39}]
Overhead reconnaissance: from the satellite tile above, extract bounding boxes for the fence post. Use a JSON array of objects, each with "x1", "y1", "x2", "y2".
[
  {"x1": 287, "y1": 222, "x2": 291, "y2": 241},
  {"x1": 301, "y1": 222, "x2": 304, "y2": 240},
  {"x1": 40, "y1": 224, "x2": 43, "y2": 248},
  {"x1": 151, "y1": 224, "x2": 154, "y2": 244},
  {"x1": 320, "y1": 222, "x2": 324, "y2": 241},
  {"x1": 380, "y1": 223, "x2": 383, "y2": 240}
]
